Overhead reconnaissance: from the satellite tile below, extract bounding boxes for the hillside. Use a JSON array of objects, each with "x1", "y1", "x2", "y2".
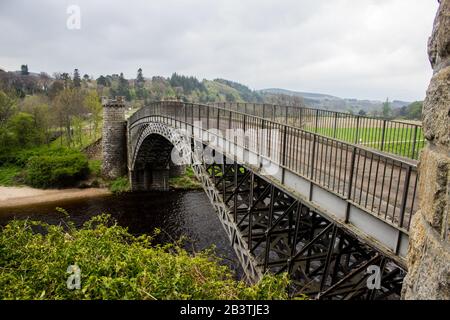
[
  {"x1": 259, "y1": 88, "x2": 411, "y2": 114},
  {"x1": 0, "y1": 67, "x2": 419, "y2": 118}
]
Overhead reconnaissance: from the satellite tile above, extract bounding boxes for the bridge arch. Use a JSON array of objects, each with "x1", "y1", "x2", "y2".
[{"x1": 129, "y1": 122, "x2": 189, "y2": 191}]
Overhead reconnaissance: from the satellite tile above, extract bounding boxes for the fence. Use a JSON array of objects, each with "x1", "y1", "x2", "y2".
[{"x1": 211, "y1": 102, "x2": 424, "y2": 160}]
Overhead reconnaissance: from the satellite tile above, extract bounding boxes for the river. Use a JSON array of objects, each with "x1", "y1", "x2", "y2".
[{"x1": 0, "y1": 190, "x2": 243, "y2": 278}]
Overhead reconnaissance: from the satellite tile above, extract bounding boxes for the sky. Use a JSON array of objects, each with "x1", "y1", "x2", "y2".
[{"x1": 0, "y1": 0, "x2": 439, "y2": 101}]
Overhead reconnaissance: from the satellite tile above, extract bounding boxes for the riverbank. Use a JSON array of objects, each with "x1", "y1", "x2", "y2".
[{"x1": 0, "y1": 186, "x2": 111, "y2": 209}]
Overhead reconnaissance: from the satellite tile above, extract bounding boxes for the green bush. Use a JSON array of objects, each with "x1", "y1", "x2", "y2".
[
  {"x1": 109, "y1": 176, "x2": 130, "y2": 194},
  {"x1": 0, "y1": 165, "x2": 22, "y2": 186},
  {"x1": 25, "y1": 153, "x2": 89, "y2": 188},
  {"x1": 88, "y1": 160, "x2": 102, "y2": 176},
  {"x1": 0, "y1": 147, "x2": 79, "y2": 167},
  {"x1": 0, "y1": 215, "x2": 290, "y2": 300}
]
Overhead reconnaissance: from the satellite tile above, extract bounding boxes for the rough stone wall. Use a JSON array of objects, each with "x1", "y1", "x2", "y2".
[
  {"x1": 402, "y1": 0, "x2": 450, "y2": 300},
  {"x1": 82, "y1": 138, "x2": 102, "y2": 160},
  {"x1": 169, "y1": 164, "x2": 186, "y2": 178},
  {"x1": 102, "y1": 97, "x2": 127, "y2": 179}
]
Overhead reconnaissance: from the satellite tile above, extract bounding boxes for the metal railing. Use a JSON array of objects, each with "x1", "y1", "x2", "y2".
[
  {"x1": 211, "y1": 102, "x2": 425, "y2": 160},
  {"x1": 130, "y1": 101, "x2": 419, "y2": 232}
]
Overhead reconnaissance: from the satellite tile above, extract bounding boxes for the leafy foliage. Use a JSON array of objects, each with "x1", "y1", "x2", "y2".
[
  {"x1": 0, "y1": 165, "x2": 22, "y2": 186},
  {"x1": 169, "y1": 167, "x2": 202, "y2": 190},
  {"x1": 213, "y1": 79, "x2": 263, "y2": 102},
  {"x1": 170, "y1": 73, "x2": 206, "y2": 95},
  {"x1": 0, "y1": 215, "x2": 290, "y2": 300},
  {"x1": 25, "y1": 152, "x2": 89, "y2": 188},
  {"x1": 396, "y1": 101, "x2": 423, "y2": 120},
  {"x1": 109, "y1": 176, "x2": 130, "y2": 194}
]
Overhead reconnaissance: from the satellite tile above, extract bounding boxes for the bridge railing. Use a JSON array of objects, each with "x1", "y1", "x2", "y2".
[
  {"x1": 210, "y1": 102, "x2": 425, "y2": 160},
  {"x1": 130, "y1": 101, "x2": 419, "y2": 232}
]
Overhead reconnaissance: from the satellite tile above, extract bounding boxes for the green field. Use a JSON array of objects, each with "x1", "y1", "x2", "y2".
[{"x1": 313, "y1": 126, "x2": 425, "y2": 159}]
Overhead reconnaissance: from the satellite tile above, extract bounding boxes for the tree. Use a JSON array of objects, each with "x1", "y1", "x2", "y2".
[
  {"x1": 56, "y1": 72, "x2": 72, "y2": 88},
  {"x1": 21, "y1": 65, "x2": 29, "y2": 76},
  {"x1": 8, "y1": 112, "x2": 39, "y2": 147},
  {"x1": 20, "y1": 95, "x2": 52, "y2": 145},
  {"x1": 136, "y1": 68, "x2": 145, "y2": 84},
  {"x1": 38, "y1": 72, "x2": 52, "y2": 92},
  {"x1": 405, "y1": 101, "x2": 423, "y2": 120},
  {"x1": 382, "y1": 98, "x2": 391, "y2": 118},
  {"x1": 84, "y1": 91, "x2": 103, "y2": 138},
  {"x1": 96, "y1": 75, "x2": 110, "y2": 87},
  {"x1": 73, "y1": 69, "x2": 81, "y2": 88},
  {"x1": 48, "y1": 80, "x2": 65, "y2": 100},
  {"x1": 135, "y1": 68, "x2": 147, "y2": 100},
  {"x1": 0, "y1": 90, "x2": 16, "y2": 125},
  {"x1": 115, "y1": 72, "x2": 131, "y2": 100},
  {"x1": 53, "y1": 88, "x2": 85, "y2": 147}
]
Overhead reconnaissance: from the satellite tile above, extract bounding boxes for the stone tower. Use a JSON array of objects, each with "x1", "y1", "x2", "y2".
[
  {"x1": 102, "y1": 96, "x2": 127, "y2": 179},
  {"x1": 402, "y1": 0, "x2": 450, "y2": 300}
]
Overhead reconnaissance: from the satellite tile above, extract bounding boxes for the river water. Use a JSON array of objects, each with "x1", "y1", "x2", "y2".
[{"x1": 0, "y1": 190, "x2": 243, "y2": 277}]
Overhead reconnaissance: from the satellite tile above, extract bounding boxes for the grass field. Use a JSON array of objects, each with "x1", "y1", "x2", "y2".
[{"x1": 313, "y1": 126, "x2": 425, "y2": 159}]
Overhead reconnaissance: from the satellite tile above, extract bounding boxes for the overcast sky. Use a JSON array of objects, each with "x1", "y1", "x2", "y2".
[{"x1": 0, "y1": 0, "x2": 439, "y2": 101}]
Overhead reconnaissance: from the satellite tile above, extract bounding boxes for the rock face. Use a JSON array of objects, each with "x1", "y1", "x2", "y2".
[
  {"x1": 402, "y1": 0, "x2": 450, "y2": 300},
  {"x1": 101, "y1": 97, "x2": 127, "y2": 179}
]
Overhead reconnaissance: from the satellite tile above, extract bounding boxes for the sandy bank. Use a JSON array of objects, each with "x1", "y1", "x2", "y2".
[{"x1": 0, "y1": 186, "x2": 111, "y2": 208}]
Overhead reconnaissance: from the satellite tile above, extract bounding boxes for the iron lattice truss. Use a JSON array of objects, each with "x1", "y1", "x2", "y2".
[
  {"x1": 128, "y1": 121, "x2": 406, "y2": 300},
  {"x1": 199, "y1": 154, "x2": 405, "y2": 300}
]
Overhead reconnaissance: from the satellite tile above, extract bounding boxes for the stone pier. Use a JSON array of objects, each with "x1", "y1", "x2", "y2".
[
  {"x1": 130, "y1": 167, "x2": 170, "y2": 191},
  {"x1": 402, "y1": 0, "x2": 450, "y2": 300}
]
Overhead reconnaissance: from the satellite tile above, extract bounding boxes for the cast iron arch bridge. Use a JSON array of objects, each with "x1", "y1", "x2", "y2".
[{"x1": 124, "y1": 100, "x2": 419, "y2": 300}]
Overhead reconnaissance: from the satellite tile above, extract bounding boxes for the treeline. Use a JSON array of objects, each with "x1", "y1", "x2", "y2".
[
  {"x1": 355, "y1": 99, "x2": 423, "y2": 121},
  {"x1": 0, "y1": 69, "x2": 102, "y2": 153},
  {"x1": 93, "y1": 69, "x2": 305, "y2": 106},
  {"x1": 93, "y1": 70, "x2": 271, "y2": 105}
]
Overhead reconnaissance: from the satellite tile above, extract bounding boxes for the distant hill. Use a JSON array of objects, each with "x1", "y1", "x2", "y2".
[
  {"x1": 260, "y1": 88, "x2": 341, "y2": 101},
  {"x1": 0, "y1": 65, "x2": 413, "y2": 117},
  {"x1": 259, "y1": 88, "x2": 410, "y2": 113}
]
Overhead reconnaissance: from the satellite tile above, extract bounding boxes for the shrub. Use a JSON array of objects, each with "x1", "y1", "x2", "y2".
[
  {"x1": 0, "y1": 165, "x2": 22, "y2": 186},
  {"x1": 109, "y1": 176, "x2": 130, "y2": 194},
  {"x1": 0, "y1": 215, "x2": 290, "y2": 300},
  {"x1": 25, "y1": 153, "x2": 89, "y2": 188},
  {"x1": 0, "y1": 147, "x2": 79, "y2": 167}
]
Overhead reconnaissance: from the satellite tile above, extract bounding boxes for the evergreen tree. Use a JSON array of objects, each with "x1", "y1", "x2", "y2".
[
  {"x1": 60, "y1": 73, "x2": 72, "y2": 89},
  {"x1": 136, "y1": 68, "x2": 146, "y2": 99},
  {"x1": 117, "y1": 73, "x2": 131, "y2": 100},
  {"x1": 96, "y1": 75, "x2": 109, "y2": 87},
  {"x1": 21, "y1": 65, "x2": 29, "y2": 75},
  {"x1": 382, "y1": 98, "x2": 391, "y2": 118},
  {"x1": 136, "y1": 68, "x2": 145, "y2": 84},
  {"x1": 73, "y1": 69, "x2": 81, "y2": 88}
]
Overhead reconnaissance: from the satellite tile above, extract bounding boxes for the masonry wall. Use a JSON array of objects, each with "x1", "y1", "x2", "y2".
[
  {"x1": 102, "y1": 99, "x2": 127, "y2": 179},
  {"x1": 402, "y1": 0, "x2": 450, "y2": 300}
]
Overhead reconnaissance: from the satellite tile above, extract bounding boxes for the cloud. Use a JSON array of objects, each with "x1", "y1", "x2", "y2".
[{"x1": 0, "y1": 0, "x2": 439, "y2": 101}]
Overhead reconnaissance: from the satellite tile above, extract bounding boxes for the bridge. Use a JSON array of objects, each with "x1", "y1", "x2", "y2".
[{"x1": 102, "y1": 98, "x2": 420, "y2": 300}]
